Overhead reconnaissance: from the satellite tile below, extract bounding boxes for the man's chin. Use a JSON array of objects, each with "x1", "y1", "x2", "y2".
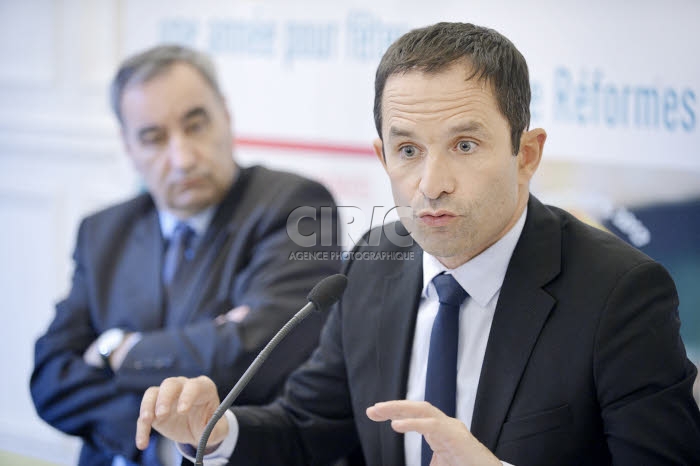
[
  {"x1": 414, "y1": 237, "x2": 456, "y2": 256},
  {"x1": 412, "y1": 228, "x2": 471, "y2": 257},
  {"x1": 169, "y1": 194, "x2": 216, "y2": 216}
]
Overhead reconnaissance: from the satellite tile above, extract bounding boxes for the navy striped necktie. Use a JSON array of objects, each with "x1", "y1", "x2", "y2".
[
  {"x1": 162, "y1": 221, "x2": 195, "y2": 285},
  {"x1": 422, "y1": 273, "x2": 468, "y2": 466}
]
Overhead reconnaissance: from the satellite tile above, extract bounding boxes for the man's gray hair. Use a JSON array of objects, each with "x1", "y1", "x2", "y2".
[{"x1": 110, "y1": 44, "x2": 224, "y2": 125}]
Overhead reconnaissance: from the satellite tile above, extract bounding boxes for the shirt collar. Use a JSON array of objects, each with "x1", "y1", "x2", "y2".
[
  {"x1": 158, "y1": 206, "x2": 216, "y2": 239},
  {"x1": 421, "y1": 206, "x2": 528, "y2": 308}
]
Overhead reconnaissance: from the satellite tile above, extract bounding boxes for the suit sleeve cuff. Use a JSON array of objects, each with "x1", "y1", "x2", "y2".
[{"x1": 177, "y1": 409, "x2": 238, "y2": 465}]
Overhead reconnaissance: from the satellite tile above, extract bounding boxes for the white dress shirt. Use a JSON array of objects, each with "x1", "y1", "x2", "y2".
[
  {"x1": 185, "y1": 207, "x2": 527, "y2": 466},
  {"x1": 404, "y1": 207, "x2": 526, "y2": 466},
  {"x1": 158, "y1": 206, "x2": 216, "y2": 240}
]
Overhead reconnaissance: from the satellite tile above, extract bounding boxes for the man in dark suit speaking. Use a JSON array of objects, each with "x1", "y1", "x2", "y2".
[
  {"x1": 30, "y1": 45, "x2": 340, "y2": 465},
  {"x1": 135, "y1": 23, "x2": 700, "y2": 465}
]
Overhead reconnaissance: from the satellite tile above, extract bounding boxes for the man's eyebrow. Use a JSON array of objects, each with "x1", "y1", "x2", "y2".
[
  {"x1": 181, "y1": 106, "x2": 209, "y2": 122},
  {"x1": 388, "y1": 126, "x2": 415, "y2": 139},
  {"x1": 388, "y1": 122, "x2": 489, "y2": 140},
  {"x1": 447, "y1": 122, "x2": 488, "y2": 137}
]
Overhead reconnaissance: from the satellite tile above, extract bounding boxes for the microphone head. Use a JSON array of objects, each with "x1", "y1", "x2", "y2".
[{"x1": 307, "y1": 274, "x2": 348, "y2": 313}]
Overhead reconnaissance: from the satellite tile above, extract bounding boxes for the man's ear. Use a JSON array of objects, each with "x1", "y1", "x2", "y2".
[
  {"x1": 373, "y1": 138, "x2": 387, "y2": 170},
  {"x1": 517, "y1": 128, "x2": 546, "y2": 183}
]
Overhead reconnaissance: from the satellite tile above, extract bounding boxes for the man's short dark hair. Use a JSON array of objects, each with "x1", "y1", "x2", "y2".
[
  {"x1": 374, "y1": 22, "x2": 531, "y2": 155},
  {"x1": 110, "y1": 44, "x2": 224, "y2": 126}
]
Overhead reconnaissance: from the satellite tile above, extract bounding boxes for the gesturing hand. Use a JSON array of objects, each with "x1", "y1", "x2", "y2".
[
  {"x1": 136, "y1": 376, "x2": 228, "y2": 451},
  {"x1": 366, "y1": 400, "x2": 501, "y2": 466}
]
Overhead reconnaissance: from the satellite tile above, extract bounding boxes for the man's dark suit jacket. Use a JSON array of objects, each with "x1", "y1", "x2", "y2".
[
  {"x1": 228, "y1": 195, "x2": 700, "y2": 466},
  {"x1": 30, "y1": 165, "x2": 341, "y2": 465}
]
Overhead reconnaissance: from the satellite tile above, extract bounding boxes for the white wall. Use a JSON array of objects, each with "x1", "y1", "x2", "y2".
[
  {"x1": 1, "y1": 1, "x2": 698, "y2": 463},
  {"x1": 0, "y1": 1, "x2": 133, "y2": 462}
]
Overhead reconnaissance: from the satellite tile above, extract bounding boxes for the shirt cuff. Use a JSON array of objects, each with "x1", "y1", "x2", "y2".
[
  {"x1": 502, "y1": 462, "x2": 516, "y2": 466},
  {"x1": 177, "y1": 410, "x2": 238, "y2": 465}
]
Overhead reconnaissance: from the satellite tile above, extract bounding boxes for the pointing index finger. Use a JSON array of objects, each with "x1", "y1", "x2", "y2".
[{"x1": 136, "y1": 386, "x2": 159, "y2": 450}]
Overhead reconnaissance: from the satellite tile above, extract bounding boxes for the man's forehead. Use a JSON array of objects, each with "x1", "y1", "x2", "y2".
[
  {"x1": 123, "y1": 63, "x2": 204, "y2": 101},
  {"x1": 383, "y1": 62, "x2": 490, "y2": 96},
  {"x1": 382, "y1": 71, "x2": 495, "y2": 123},
  {"x1": 123, "y1": 103, "x2": 211, "y2": 135}
]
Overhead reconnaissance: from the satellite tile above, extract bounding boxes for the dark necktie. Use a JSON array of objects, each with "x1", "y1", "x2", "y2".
[
  {"x1": 422, "y1": 273, "x2": 468, "y2": 466},
  {"x1": 162, "y1": 221, "x2": 195, "y2": 285}
]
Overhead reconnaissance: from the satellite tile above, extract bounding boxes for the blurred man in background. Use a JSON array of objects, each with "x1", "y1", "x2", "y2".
[{"x1": 30, "y1": 45, "x2": 340, "y2": 466}]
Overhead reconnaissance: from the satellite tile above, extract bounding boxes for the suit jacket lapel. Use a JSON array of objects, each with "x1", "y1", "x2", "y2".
[
  {"x1": 376, "y1": 242, "x2": 423, "y2": 466},
  {"x1": 166, "y1": 168, "x2": 250, "y2": 326},
  {"x1": 127, "y1": 206, "x2": 165, "y2": 330},
  {"x1": 470, "y1": 196, "x2": 561, "y2": 450}
]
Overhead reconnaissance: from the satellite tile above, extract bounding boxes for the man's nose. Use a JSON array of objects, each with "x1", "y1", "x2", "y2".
[
  {"x1": 167, "y1": 132, "x2": 196, "y2": 171},
  {"x1": 418, "y1": 152, "x2": 455, "y2": 200}
]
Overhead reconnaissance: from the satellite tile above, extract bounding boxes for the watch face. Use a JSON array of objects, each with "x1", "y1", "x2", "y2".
[{"x1": 98, "y1": 329, "x2": 125, "y2": 357}]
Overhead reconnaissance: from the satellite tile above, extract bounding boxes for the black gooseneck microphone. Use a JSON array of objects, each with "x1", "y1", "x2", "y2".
[{"x1": 195, "y1": 273, "x2": 348, "y2": 465}]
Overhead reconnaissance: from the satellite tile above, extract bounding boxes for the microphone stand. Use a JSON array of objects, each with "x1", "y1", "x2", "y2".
[{"x1": 194, "y1": 301, "x2": 316, "y2": 465}]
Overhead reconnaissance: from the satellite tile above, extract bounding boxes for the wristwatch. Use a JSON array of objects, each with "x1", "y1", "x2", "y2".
[{"x1": 97, "y1": 328, "x2": 126, "y2": 369}]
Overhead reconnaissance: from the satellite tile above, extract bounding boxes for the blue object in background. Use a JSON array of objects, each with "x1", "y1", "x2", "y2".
[{"x1": 603, "y1": 197, "x2": 700, "y2": 362}]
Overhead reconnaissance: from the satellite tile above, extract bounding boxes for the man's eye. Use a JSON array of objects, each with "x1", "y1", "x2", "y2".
[
  {"x1": 399, "y1": 145, "x2": 418, "y2": 158},
  {"x1": 457, "y1": 141, "x2": 476, "y2": 153},
  {"x1": 186, "y1": 120, "x2": 206, "y2": 134},
  {"x1": 141, "y1": 133, "x2": 166, "y2": 146}
]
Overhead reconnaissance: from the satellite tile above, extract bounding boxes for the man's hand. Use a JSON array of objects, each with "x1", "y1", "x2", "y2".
[
  {"x1": 366, "y1": 400, "x2": 501, "y2": 466},
  {"x1": 136, "y1": 376, "x2": 228, "y2": 451}
]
